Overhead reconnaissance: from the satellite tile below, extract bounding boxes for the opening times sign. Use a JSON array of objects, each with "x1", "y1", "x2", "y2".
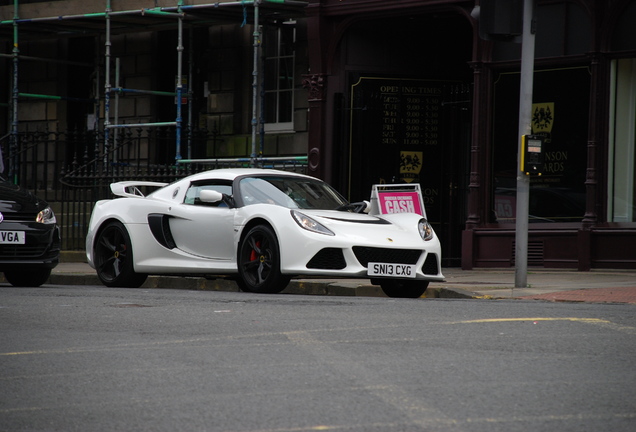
[
  {"x1": 349, "y1": 77, "x2": 450, "y2": 211},
  {"x1": 378, "y1": 82, "x2": 442, "y2": 147},
  {"x1": 349, "y1": 77, "x2": 444, "y2": 150}
]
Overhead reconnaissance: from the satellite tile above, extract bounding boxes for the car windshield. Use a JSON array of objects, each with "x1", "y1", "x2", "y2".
[{"x1": 239, "y1": 176, "x2": 348, "y2": 210}]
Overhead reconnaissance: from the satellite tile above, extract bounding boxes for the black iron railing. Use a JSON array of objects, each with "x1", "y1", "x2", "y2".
[{"x1": 1, "y1": 127, "x2": 307, "y2": 250}]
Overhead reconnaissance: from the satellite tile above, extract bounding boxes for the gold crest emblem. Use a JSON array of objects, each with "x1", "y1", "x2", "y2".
[
  {"x1": 531, "y1": 102, "x2": 554, "y2": 133},
  {"x1": 399, "y1": 151, "x2": 422, "y2": 183}
]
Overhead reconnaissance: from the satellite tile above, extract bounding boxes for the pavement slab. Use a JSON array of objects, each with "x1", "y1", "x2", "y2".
[{"x1": 517, "y1": 286, "x2": 636, "y2": 304}]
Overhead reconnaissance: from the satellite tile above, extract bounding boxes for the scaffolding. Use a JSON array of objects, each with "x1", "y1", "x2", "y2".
[{"x1": 0, "y1": 0, "x2": 308, "y2": 180}]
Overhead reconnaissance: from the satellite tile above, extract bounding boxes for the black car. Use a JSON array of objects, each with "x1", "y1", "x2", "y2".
[{"x1": 0, "y1": 179, "x2": 60, "y2": 286}]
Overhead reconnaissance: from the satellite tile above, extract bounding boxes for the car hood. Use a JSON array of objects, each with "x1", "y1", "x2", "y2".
[
  {"x1": 0, "y1": 180, "x2": 48, "y2": 214},
  {"x1": 298, "y1": 209, "x2": 421, "y2": 225}
]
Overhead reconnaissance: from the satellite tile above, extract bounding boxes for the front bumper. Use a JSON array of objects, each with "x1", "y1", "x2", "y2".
[
  {"x1": 0, "y1": 224, "x2": 60, "y2": 271},
  {"x1": 286, "y1": 245, "x2": 444, "y2": 281}
]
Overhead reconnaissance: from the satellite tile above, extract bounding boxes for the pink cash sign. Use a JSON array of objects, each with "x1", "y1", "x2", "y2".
[{"x1": 377, "y1": 191, "x2": 423, "y2": 215}]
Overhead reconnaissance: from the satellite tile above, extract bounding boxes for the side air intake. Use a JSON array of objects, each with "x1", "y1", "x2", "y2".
[
  {"x1": 147, "y1": 214, "x2": 177, "y2": 249},
  {"x1": 306, "y1": 248, "x2": 347, "y2": 270},
  {"x1": 422, "y1": 253, "x2": 439, "y2": 275}
]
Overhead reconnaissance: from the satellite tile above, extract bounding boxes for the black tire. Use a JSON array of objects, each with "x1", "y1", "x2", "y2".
[
  {"x1": 4, "y1": 268, "x2": 51, "y2": 287},
  {"x1": 237, "y1": 225, "x2": 290, "y2": 293},
  {"x1": 94, "y1": 220, "x2": 147, "y2": 288},
  {"x1": 375, "y1": 279, "x2": 429, "y2": 298}
]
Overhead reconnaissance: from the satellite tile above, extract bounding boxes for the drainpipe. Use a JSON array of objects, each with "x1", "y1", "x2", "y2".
[
  {"x1": 250, "y1": 0, "x2": 261, "y2": 167},
  {"x1": 188, "y1": 26, "x2": 193, "y2": 160},
  {"x1": 93, "y1": 38, "x2": 101, "y2": 163},
  {"x1": 10, "y1": 0, "x2": 19, "y2": 182}
]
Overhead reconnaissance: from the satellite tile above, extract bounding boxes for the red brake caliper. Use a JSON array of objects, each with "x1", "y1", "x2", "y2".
[{"x1": 250, "y1": 240, "x2": 261, "y2": 261}]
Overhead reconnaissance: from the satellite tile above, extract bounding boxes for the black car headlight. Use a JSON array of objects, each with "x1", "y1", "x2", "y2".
[
  {"x1": 291, "y1": 210, "x2": 334, "y2": 236},
  {"x1": 418, "y1": 218, "x2": 434, "y2": 241},
  {"x1": 36, "y1": 206, "x2": 57, "y2": 224}
]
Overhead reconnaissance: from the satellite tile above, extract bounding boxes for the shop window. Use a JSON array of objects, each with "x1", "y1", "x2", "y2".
[
  {"x1": 492, "y1": 67, "x2": 589, "y2": 223},
  {"x1": 263, "y1": 21, "x2": 295, "y2": 133},
  {"x1": 608, "y1": 59, "x2": 636, "y2": 222}
]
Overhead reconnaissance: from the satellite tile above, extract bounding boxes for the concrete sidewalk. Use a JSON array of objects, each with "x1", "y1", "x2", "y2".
[
  {"x1": 45, "y1": 255, "x2": 636, "y2": 304},
  {"x1": 438, "y1": 267, "x2": 636, "y2": 304}
]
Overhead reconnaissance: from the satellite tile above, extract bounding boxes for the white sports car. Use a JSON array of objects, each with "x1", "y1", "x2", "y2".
[{"x1": 86, "y1": 168, "x2": 444, "y2": 298}]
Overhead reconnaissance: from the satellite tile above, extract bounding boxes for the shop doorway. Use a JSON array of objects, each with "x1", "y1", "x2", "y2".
[{"x1": 347, "y1": 77, "x2": 470, "y2": 267}]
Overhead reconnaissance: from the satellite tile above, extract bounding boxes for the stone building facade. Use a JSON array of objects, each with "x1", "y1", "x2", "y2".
[{"x1": 1, "y1": 0, "x2": 635, "y2": 268}]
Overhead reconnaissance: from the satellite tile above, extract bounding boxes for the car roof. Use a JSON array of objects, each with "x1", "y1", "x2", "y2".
[
  {"x1": 184, "y1": 168, "x2": 315, "y2": 182},
  {"x1": 145, "y1": 168, "x2": 320, "y2": 201}
]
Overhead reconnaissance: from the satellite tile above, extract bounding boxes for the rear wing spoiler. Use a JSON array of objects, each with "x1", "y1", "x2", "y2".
[{"x1": 110, "y1": 181, "x2": 168, "y2": 198}]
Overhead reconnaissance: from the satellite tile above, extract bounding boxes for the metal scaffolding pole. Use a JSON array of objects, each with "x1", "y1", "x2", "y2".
[
  {"x1": 2, "y1": 0, "x2": 308, "y2": 169},
  {"x1": 1, "y1": 7, "x2": 182, "y2": 25},
  {"x1": 103, "y1": 0, "x2": 184, "y2": 164},
  {"x1": 113, "y1": 57, "x2": 120, "y2": 164},
  {"x1": 103, "y1": 0, "x2": 112, "y2": 163},
  {"x1": 0, "y1": 1, "x2": 309, "y2": 26},
  {"x1": 175, "y1": 0, "x2": 184, "y2": 161}
]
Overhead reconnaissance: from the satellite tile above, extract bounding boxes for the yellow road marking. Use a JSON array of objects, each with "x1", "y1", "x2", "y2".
[
  {"x1": 449, "y1": 317, "x2": 610, "y2": 324},
  {"x1": 448, "y1": 317, "x2": 636, "y2": 334}
]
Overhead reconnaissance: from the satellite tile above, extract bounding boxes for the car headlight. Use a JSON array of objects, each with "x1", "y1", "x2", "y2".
[
  {"x1": 418, "y1": 218, "x2": 434, "y2": 241},
  {"x1": 36, "y1": 206, "x2": 57, "y2": 224},
  {"x1": 291, "y1": 210, "x2": 334, "y2": 236}
]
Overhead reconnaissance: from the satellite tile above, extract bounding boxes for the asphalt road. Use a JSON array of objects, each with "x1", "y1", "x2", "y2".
[{"x1": 1, "y1": 284, "x2": 635, "y2": 432}]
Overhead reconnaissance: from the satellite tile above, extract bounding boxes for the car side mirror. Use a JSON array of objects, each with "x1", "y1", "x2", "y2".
[{"x1": 199, "y1": 190, "x2": 224, "y2": 203}]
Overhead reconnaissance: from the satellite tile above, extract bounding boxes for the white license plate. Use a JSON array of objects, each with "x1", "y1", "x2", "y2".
[
  {"x1": 367, "y1": 262, "x2": 417, "y2": 278},
  {"x1": 0, "y1": 231, "x2": 26, "y2": 244}
]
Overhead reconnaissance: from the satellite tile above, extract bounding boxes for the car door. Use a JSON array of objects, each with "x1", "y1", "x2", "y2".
[{"x1": 168, "y1": 181, "x2": 236, "y2": 261}]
